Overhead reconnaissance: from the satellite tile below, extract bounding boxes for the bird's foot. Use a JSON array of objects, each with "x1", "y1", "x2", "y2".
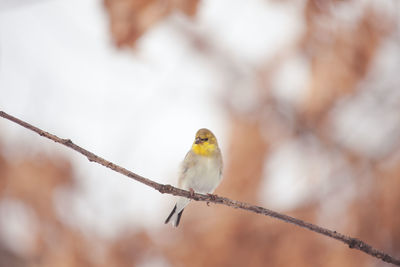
[
  {"x1": 189, "y1": 188, "x2": 195, "y2": 197},
  {"x1": 207, "y1": 193, "x2": 217, "y2": 201}
]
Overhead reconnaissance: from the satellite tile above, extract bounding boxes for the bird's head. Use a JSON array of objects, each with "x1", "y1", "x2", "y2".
[{"x1": 192, "y1": 128, "x2": 219, "y2": 157}]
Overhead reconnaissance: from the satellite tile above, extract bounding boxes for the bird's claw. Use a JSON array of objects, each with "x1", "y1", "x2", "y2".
[
  {"x1": 189, "y1": 188, "x2": 195, "y2": 197},
  {"x1": 207, "y1": 193, "x2": 217, "y2": 201}
]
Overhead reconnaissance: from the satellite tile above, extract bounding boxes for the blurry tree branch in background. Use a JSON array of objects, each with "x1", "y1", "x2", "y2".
[
  {"x1": 104, "y1": 0, "x2": 200, "y2": 47},
  {"x1": 1, "y1": 110, "x2": 399, "y2": 266}
]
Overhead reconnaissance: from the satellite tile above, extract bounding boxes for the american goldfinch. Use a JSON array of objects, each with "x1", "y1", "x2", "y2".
[{"x1": 165, "y1": 128, "x2": 223, "y2": 227}]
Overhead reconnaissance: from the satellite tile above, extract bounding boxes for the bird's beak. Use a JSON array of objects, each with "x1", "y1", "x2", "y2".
[{"x1": 195, "y1": 137, "x2": 201, "y2": 144}]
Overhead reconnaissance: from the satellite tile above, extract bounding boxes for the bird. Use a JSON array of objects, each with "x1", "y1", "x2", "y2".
[{"x1": 165, "y1": 128, "x2": 223, "y2": 227}]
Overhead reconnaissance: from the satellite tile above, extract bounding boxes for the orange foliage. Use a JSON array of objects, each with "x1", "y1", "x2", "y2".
[{"x1": 104, "y1": 0, "x2": 200, "y2": 47}]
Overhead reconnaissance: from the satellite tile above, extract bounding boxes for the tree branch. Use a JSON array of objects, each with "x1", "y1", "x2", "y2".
[{"x1": 0, "y1": 110, "x2": 399, "y2": 266}]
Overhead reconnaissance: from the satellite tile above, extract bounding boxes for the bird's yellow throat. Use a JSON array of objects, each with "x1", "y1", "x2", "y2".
[{"x1": 192, "y1": 142, "x2": 217, "y2": 157}]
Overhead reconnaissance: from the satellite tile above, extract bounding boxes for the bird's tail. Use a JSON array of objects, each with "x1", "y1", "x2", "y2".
[
  {"x1": 165, "y1": 198, "x2": 190, "y2": 227},
  {"x1": 164, "y1": 205, "x2": 184, "y2": 227}
]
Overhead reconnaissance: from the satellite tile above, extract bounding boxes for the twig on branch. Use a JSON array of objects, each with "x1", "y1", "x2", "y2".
[{"x1": 0, "y1": 110, "x2": 399, "y2": 266}]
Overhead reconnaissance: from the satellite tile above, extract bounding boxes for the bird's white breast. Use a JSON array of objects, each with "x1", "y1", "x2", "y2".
[{"x1": 181, "y1": 156, "x2": 222, "y2": 194}]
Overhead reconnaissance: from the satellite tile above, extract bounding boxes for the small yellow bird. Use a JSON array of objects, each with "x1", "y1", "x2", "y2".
[{"x1": 165, "y1": 128, "x2": 223, "y2": 227}]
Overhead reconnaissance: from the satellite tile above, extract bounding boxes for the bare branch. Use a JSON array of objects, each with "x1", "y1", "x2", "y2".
[{"x1": 0, "y1": 110, "x2": 399, "y2": 266}]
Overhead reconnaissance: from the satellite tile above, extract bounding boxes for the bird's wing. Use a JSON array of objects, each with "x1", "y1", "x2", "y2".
[{"x1": 177, "y1": 150, "x2": 196, "y2": 188}]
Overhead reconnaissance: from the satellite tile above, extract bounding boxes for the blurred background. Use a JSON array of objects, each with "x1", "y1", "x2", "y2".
[{"x1": 0, "y1": 0, "x2": 400, "y2": 266}]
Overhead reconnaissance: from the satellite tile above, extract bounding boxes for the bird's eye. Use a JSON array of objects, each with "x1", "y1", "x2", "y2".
[{"x1": 202, "y1": 138, "x2": 208, "y2": 142}]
